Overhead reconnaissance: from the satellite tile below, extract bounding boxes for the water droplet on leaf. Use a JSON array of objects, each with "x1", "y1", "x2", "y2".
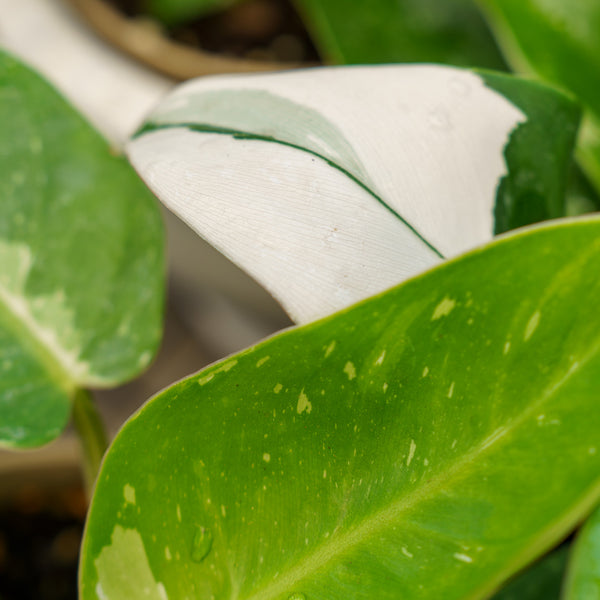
[{"x1": 191, "y1": 526, "x2": 213, "y2": 562}]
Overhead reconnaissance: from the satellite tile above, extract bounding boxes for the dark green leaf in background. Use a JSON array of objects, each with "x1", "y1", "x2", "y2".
[
  {"x1": 478, "y1": 0, "x2": 600, "y2": 195},
  {"x1": 492, "y1": 544, "x2": 568, "y2": 600},
  {"x1": 479, "y1": 71, "x2": 580, "y2": 233},
  {"x1": 564, "y1": 505, "x2": 600, "y2": 599},
  {"x1": 81, "y1": 217, "x2": 600, "y2": 599},
  {"x1": 0, "y1": 51, "x2": 165, "y2": 448},
  {"x1": 294, "y1": 0, "x2": 507, "y2": 68}
]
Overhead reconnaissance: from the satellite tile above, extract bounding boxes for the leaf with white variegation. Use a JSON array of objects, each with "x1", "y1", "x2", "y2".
[
  {"x1": 128, "y1": 65, "x2": 579, "y2": 324},
  {"x1": 0, "y1": 51, "x2": 165, "y2": 448}
]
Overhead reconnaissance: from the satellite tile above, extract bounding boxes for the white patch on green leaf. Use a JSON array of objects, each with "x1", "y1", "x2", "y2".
[
  {"x1": 374, "y1": 350, "x2": 386, "y2": 366},
  {"x1": 453, "y1": 552, "x2": 473, "y2": 563},
  {"x1": 0, "y1": 240, "x2": 91, "y2": 383},
  {"x1": 297, "y1": 390, "x2": 312, "y2": 414},
  {"x1": 432, "y1": 296, "x2": 456, "y2": 321},
  {"x1": 95, "y1": 526, "x2": 168, "y2": 600}
]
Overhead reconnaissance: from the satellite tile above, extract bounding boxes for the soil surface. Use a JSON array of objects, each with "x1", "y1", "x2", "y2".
[
  {"x1": 0, "y1": 483, "x2": 86, "y2": 600},
  {"x1": 108, "y1": 0, "x2": 320, "y2": 63}
]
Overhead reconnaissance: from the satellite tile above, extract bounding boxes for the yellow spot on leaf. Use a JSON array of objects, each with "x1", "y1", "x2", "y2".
[
  {"x1": 297, "y1": 390, "x2": 312, "y2": 414},
  {"x1": 324, "y1": 341, "x2": 336, "y2": 357},
  {"x1": 263, "y1": 453, "x2": 271, "y2": 463},
  {"x1": 432, "y1": 296, "x2": 456, "y2": 320},
  {"x1": 274, "y1": 383, "x2": 283, "y2": 394},
  {"x1": 256, "y1": 356, "x2": 270, "y2": 368},
  {"x1": 198, "y1": 373, "x2": 214, "y2": 386},
  {"x1": 524, "y1": 311, "x2": 541, "y2": 341},
  {"x1": 344, "y1": 361, "x2": 356, "y2": 380},
  {"x1": 123, "y1": 484, "x2": 136, "y2": 505},
  {"x1": 407, "y1": 440, "x2": 416, "y2": 466},
  {"x1": 375, "y1": 350, "x2": 386, "y2": 366}
]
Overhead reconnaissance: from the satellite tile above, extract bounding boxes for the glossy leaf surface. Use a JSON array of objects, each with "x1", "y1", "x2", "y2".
[
  {"x1": 0, "y1": 51, "x2": 165, "y2": 447},
  {"x1": 564, "y1": 506, "x2": 600, "y2": 599},
  {"x1": 479, "y1": 0, "x2": 600, "y2": 194},
  {"x1": 128, "y1": 65, "x2": 578, "y2": 323},
  {"x1": 296, "y1": 0, "x2": 506, "y2": 68},
  {"x1": 81, "y1": 217, "x2": 600, "y2": 600}
]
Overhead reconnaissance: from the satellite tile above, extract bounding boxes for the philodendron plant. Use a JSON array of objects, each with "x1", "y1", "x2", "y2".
[
  {"x1": 2, "y1": 30, "x2": 600, "y2": 600},
  {"x1": 72, "y1": 64, "x2": 600, "y2": 600},
  {"x1": 0, "y1": 51, "x2": 164, "y2": 487}
]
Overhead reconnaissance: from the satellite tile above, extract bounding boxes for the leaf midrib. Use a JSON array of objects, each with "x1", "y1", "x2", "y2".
[
  {"x1": 238, "y1": 341, "x2": 599, "y2": 600},
  {"x1": 133, "y1": 122, "x2": 445, "y2": 260},
  {"x1": 0, "y1": 280, "x2": 77, "y2": 394}
]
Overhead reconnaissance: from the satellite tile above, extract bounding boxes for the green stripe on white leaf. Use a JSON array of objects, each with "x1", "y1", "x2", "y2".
[{"x1": 129, "y1": 65, "x2": 578, "y2": 323}]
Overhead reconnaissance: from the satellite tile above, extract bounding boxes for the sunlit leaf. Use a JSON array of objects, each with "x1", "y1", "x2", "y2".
[{"x1": 81, "y1": 216, "x2": 600, "y2": 599}]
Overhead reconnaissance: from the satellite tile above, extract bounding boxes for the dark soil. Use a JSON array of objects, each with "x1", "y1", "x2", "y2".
[
  {"x1": 108, "y1": 0, "x2": 320, "y2": 63},
  {"x1": 0, "y1": 483, "x2": 86, "y2": 600}
]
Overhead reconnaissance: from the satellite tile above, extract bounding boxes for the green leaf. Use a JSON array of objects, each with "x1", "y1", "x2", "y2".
[
  {"x1": 478, "y1": 0, "x2": 600, "y2": 195},
  {"x1": 492, "y1": 544, "x2": 568, "y2": 600},
  {"x1": 128, "y1": 65, "x2": 579, "y2": 324},
  {"x1": 0, "y1": 51, "x2": 165, "y2": 448},
  {"x1": 142, "y1": 0, "x2": 239, "y2": 26},
  {"x1": 81, "y1": 217, "x2": 600, "y2": 599},
  {"x1": 294, "y1": 0, "x2": 506, "y2": 68},
  {"x1": 564, "y1": 506, "x2": 600, "y2": 599}
]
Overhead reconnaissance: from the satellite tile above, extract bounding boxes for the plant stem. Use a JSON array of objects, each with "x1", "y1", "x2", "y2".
[{"x1": 72, "y1": 388, "x2": 108, "y2": 500}]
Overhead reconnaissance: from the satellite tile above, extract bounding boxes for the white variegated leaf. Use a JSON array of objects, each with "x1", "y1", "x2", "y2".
[{"x1": 127, "y1": 64, "x2": 578, "y2": 323}]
